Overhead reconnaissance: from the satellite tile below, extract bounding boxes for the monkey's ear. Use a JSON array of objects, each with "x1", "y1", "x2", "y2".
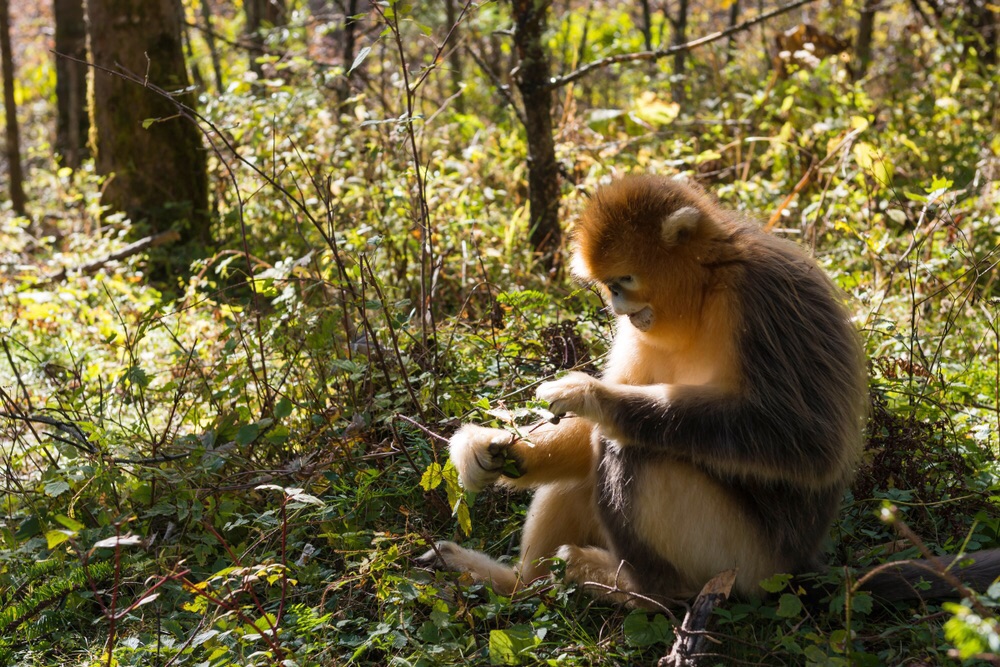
[{"x1": 661, "y1": 206, "x2": 701, "y2": 246}]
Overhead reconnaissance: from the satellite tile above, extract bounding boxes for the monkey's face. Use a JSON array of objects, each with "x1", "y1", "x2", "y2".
[
  {"x1": 597, "y1": 274, "x2": 655, "y2": 332},
  {"x1": 572, "y1": 176, "x2": 731, "y2": 341}
]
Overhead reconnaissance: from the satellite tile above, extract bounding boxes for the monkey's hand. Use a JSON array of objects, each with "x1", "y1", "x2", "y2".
[
  {"x1": 449, "y1": 424, "x2": 521, "y2": 492},
  {"x1": 536, "y1": 372, "x2": 606, "y2": 424}
]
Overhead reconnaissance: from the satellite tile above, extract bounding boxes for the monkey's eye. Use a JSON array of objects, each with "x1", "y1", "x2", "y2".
[{"x1": 619, "y1": 276, "x2": 635, "y2": 287}]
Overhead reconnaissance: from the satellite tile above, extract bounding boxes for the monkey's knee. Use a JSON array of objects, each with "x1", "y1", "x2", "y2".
[{"x1": 448, "y1": 424, "x2": 518, "y2": 492}]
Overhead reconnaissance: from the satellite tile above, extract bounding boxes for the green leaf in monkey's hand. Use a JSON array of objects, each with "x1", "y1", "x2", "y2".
[{"x1": 502, "y1": 453, "x2": 523, "y2": 479}]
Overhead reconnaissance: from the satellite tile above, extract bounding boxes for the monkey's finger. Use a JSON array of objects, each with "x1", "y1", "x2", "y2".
[{"x1": 535, "y1": 407, "x2": 559, "y2": 424}]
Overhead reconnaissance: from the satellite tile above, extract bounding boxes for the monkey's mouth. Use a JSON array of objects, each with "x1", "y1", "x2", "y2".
[{"x1": 628, "y1": 307, "x2": 654, "y2": 331}]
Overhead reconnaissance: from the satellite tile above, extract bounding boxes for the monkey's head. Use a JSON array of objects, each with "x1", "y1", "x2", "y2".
[{"x1": 571, "y1": 175, "x2": 731, "y2": 338}]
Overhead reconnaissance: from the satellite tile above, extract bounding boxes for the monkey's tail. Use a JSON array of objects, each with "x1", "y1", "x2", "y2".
[{"x1": 857, "y1": 549, "x2": 1000, "y2": 603}]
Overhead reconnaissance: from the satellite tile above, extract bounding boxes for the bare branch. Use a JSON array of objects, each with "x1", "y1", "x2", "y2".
[
  {"x1": 0, "y1": 411, "x2": 95, "y2": 453},
  {"x1": 547, "y1": 0, "x2": 818, "y2": 90},
  {"x1": 41, "y1": 230, "x2": 180, "y2": 284}
]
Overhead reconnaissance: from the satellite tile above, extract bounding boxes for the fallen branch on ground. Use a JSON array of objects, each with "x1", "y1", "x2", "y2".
[
  {"x1": 660, "y1": 569, "x2": 737, "y2": 667},
  {"x1": 42, "y1": 229, "x2": 180, "y2": 283}
]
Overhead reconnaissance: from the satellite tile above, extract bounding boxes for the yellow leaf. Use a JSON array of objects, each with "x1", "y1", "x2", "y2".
[
  {"x1": 853, "y1": 142, "x2": 893, "y2": 186},
  {"x1": 22, "y1": 302, "x2": 57, "y2": 321},
  {"x1": 630, "y1": 92, "x2": 679, "y2": 127}
]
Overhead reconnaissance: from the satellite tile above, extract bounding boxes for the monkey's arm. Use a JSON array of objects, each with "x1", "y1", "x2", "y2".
[
  {"x1": 449, "y1": 417, "x2": 595, "y2": 492},
  {"x1": 538, "y1": 371, "x2": 849, "y2": 485}
]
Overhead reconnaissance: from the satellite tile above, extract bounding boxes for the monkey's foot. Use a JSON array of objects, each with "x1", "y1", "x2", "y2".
[
  {"x1": 555, "y1": 544, "x2": 644, "y2": 605},
  {"x1": 418, "y1": 541, "x2": 519, "y2": 595}
]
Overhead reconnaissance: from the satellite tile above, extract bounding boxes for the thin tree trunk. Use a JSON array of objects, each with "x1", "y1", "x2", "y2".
[
  {"x1": 855, "y1": 0, "x2": 877, "y2": 78},
  {"x1": 967, "y1": 0, "x2": 999, "y2": 66},
  {"x1": 511, "y1": 0, "x2": 561, "y2": 261},
  {"x1": 245, "y1": 0, "x2": 287, "y2": 78},
  {"x1": 336, "y1": 0, "x2": 359, "y2": 99},
  {"x1": 342, "y1": 0, "x2": 358, "y2": 67},
  {"x1": 54, "y1": 0, "x2": 90, "y2": 169},
  {"x1": 182, "y1": 18, "x2": 206, "y2": 92},
  {"x1": 444, "y1": 0, "x2": 465, "y2": 112},
  {"x1": 726, "y1": 0, "x2": 740, "y2": 63},
  {"x1": 200, "y1": 0, "x2": 224, "y2": 93},
  {"x1": 640, "y1": 0, "x2": 654, "y2": 51},
  {"x1": 0, "y1": 0, "x2": 26, "y2": 215},
  {"x1": 86, "y1": 0, "x2": 209, "y2": 244},
  {"x1": 671, "y1": 0, "x2": 689, "y2": 102}
]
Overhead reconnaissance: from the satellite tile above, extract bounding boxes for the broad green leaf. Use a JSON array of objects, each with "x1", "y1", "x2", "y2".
[
  {"x1": 236, "y1": 423, "x2": 260, "y2": 446},
  {"x1": 46, "y1": 529, "x2": 73, "y2": 549},
  {"x1": 623, "y1": 610, "x2": 673, "y2": 647},
  {"x1": 489, "y1": 625, "x2": 538, "y2": 665},
  {"x1": 274, "y1": 396, "x2": 293, "y2": 419},
  {"x1": 776, "y1": 593, "x2": 803, "y2": 618},
  {"x1": 759, "y1": 573, "x2": 793, "y2": 593},
  {"x1": 55, "y1": 514, "x2": 85, "y2": 532},
  {"x1": 44, "y1": 480, "x2": 71, "y2": 497}
]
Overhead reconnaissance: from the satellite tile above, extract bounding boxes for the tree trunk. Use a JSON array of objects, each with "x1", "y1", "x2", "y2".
[
  {"x1": 245, "y1": 0, "x2": 287, "y2": 78},
  {"x1": 855, "y1": 0, "x2": 877, "y2": 78},
  {"x1": 967, "y1": 0, "x2": 999, "y2": 66},
  {"x1": 671, "y1": 0, "x2": 689, "y2": 102},
  {"x1": 86, "y1": 0, "x2": 209, "y2": 244},
  {"x1": 726, "y1": 0, "x2": 740, "y2": 63},
  {"x1": 54, "y1": 0, "x2": 90, "y2": 169},
  {"x1": 0, "y1": 0, "x2": 26, "y2": 215},
  {"x1": 444, "y1": 0, "x2": 465, "y2": 112},
  {"x1": 511, "y1": 0, "x2": 561, "y2": 262},
  {"x1": 200, "y1": 0, "x2": 224, "y2": 93},
  {"x1": 640, "y1": 0, "x2": 654, "y2": 51}
]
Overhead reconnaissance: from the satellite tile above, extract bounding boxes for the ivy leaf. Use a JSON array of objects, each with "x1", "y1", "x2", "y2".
[
  {"x1": 44, "y1": 480, "x2": 71, "y2": 497},
  {"x1": 776, "y1": 593, "x2": 803, "y2": 618}
]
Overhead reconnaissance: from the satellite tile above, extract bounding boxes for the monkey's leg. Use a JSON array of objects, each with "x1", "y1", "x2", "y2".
[
  {"x1": 422, "y1": 479, "x2": 603, "y2": 594},
  {"x1": 449, "y1": 417, "x2": 595, "y2": 492},
  {"x1": 518, "y1": 480, "x2": 605, "y2": 580}
]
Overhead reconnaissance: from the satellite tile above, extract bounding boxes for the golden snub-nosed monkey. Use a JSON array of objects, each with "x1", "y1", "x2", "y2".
[{"x1": 423, "y1": 174, "x2": 1000, "y2": 605}]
